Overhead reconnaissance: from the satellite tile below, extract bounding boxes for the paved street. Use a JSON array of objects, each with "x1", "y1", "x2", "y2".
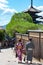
[
  {"x1": 0, "y1": 48, "x2": 25, "y2": 65},
  {"x1": 0, "y1": 48, "x2": 43, "y2": 65}
]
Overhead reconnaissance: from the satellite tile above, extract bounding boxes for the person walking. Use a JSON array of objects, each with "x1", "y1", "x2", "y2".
[
  {"x1": 26, "y1": 38, "x2": 34, "y2": 64},
  {"x1": 15, "y1": 39, "x2": 24, "y2": 63}
]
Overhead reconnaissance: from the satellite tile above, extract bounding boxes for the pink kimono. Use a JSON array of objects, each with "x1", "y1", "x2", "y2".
[{"x1": 16, "y1": 42, "x2": 23, "y2": 61}]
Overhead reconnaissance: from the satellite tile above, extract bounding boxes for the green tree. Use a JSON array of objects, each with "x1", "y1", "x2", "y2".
[
  {"x1": 6, "y1": 12, "x2": 38, "y2": 37},
  {"x1": 0, "y1": 30, "x2": 5, "y2": 41}
]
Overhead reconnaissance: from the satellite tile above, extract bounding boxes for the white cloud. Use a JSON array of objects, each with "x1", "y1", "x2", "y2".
[
  {"x1": 36, "y1": 6, "x2": 43, "y2": 21},
  {"x1": 37, "y1": 12, "x2": 43, "y2": 16},
  {"x1": 0, "y1": 0, "x2": 17, "y2": 26},
  {"x1": 0, "y1": 0, "x2": 17, "y2": 15},
  {"x1": 37, "y1": 6, "x2": 43, "y2": 11},
  {"x1": 1, "y1": 8, "x2": 18, "y2": 15},
  {"x1": 0, "y1": 0, "x2": 8, "y2": 4},
  {"x1": 0, "y1": 0, "x2": 8, "y2": 11},
  {"x1": 0, "y1": 3, "x2": 8, "y2": 10},
  {"x1": 36, "y1": 6, "x2": 43, "y2": 16}
]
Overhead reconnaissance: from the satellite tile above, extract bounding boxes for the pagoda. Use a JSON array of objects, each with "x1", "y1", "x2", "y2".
[
  {"x1": 40, "y1": 16, "x2": 43, "y2": 19},
  {"x1": 24, "y1": 0, "x2": 41, "y2": 23}
]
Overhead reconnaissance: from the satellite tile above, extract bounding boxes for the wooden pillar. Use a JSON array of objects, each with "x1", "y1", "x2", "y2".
[
  {"x1": 21, "y1": 34, "x2": 22, "y2": 40},
  {"x1": 28, "y1": 32, "x2": 30, "y2": 40},
  {"x1": 39, "y1": 32, "x2": 41, "y2": 61}
]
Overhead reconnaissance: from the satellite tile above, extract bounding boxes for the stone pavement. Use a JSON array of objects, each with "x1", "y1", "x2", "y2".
[{"x1": 0, "y1": 48, "x2": 43, "y2": 65}]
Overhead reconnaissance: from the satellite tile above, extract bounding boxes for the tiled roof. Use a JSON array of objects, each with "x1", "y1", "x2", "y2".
[
  {"x1": 40, "y1": 17, "x2": 43, "y2": 19},
  {"x1": 24, "y1": 6, "x2": 41, "y2": 13}
]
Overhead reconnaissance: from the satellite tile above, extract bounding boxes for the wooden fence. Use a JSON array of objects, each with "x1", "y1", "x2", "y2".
[{"x1": 15, "y1": 33, "x2": 43, "y2": 59}]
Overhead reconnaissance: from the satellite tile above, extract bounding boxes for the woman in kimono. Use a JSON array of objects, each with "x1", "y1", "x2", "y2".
[{"x1": 15, "y1": 39, "x2": 24, "y2": 63}]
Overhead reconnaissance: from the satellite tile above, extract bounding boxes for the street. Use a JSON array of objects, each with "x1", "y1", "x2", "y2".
[{"x1": 0, "y1": 48, "x2": 43, "y2": 65}]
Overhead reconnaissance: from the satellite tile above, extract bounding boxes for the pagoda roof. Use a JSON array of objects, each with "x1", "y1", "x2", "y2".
[
  {"x1": 24, "y1": 6, "x2": 41, "y2": 13},
  {"x1": 31, "y1": 14, "x2": 41, "y2": 18},
  {"x1": 40, "y1": 16, "x2": 43, "y2": 19}
]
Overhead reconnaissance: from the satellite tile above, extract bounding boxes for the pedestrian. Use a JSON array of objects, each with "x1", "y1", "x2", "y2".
[
  {"x1": 26, "y1": 38, "x2": 34, "y2": 64},
  {"x1": 15, "y1": 39, "x2": 24, "y2": 63}
]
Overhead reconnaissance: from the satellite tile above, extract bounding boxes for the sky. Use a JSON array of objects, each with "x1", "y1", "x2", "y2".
[{"x1": 0, "y1": 0, "x2": 43, "y2": 26}]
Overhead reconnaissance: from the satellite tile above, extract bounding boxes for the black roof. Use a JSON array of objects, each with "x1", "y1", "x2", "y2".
[
  {"x1": 40, "y1": 16, "x2": 43, "y2": 19},
  {"x1": 24, "y1": 6, "x2": 41, "y2": 13}
]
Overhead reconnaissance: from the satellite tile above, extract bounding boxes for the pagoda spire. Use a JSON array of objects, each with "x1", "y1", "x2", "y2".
[
  {"x1": 24, "y1": 0, "x2": 41, "y2": 23},
  {"x1": 31, "y1": 0, "x2": 33, "y2": 7}
]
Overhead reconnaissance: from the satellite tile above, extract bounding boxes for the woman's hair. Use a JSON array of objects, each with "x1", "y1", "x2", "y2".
[
  {"x1": 19, "y1": 39, "x2": 22, "y2": 42},
  {"x1": 29, "y1": 38, "x2": 32, "y2": 41}
]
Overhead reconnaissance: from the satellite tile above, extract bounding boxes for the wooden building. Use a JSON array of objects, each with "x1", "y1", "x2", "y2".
[{"x1": 24, "y1": 0, "x2": 41, "y2": 23}]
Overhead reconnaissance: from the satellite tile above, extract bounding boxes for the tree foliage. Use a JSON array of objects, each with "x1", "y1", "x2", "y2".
[
  {"x1": 0, "y1": 30, "x2": 5, "y2": 41},
  {"x1": 6, "y1": 12, "x2": 38, "y2": 37}
]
